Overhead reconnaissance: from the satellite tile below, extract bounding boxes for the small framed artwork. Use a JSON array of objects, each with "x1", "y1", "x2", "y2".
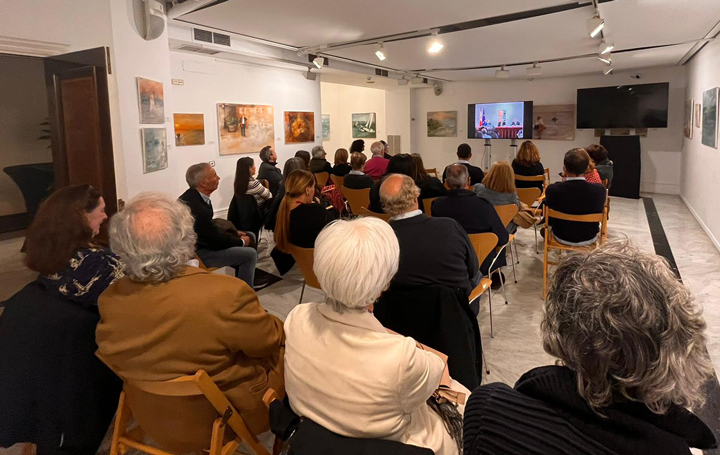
[
  {"x1": 137, "y1": 77, "x2": 165, "y2": 124},
  {"x1": 322, "y1": 114, "x2": 330, "y2": 140},
  {"x1": 173, "y1": 113, "x2": 205, "y2": 146},
  {"x1": 684, "y1": 99, "x2": 693, "y2": 139},
  {"x1": 352, "y1": 112, "x2": 376, "y2": 138},
  {"x1": 427, "y1": 111, "x2": 458, "y2": 137},
  {"x1": 141, "y1": 128, "x2": 168, "y2": 173},
  {"x1": 284, "y1": 111, "x2": 315, "y2": 143},
  {"x1": 702, "y1": 87, "x2": 719, "y2": 149},
  {"x1": 694, "y1": 103, "x2": 702, "y2": 129}
]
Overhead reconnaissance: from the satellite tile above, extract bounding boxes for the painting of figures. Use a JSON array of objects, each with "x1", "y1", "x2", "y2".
[
  {"x1": 532, "y1": 105, "x2": 575, "y2": 141},
  {"x1": 284, "y1": 111, "x2": 315, "y2": 143},
  {"x1": 173, "y1": 113, "x2": 205, "y2": 146},
  {"x1": 141, "y1": 128, "x2": 168, "y2": 173},
  {"x1": 217, "y1": 103, "x2": 275, "y2": 155},
  {"x1": 352, "y1": 112, "x2": 376, "y2": 138},
  {"x1": 427, "y1": 111, "x2": 457, "y2": 137},
  {"x1": 137, "y1": 77, "x2": 165, "y2": 124}
]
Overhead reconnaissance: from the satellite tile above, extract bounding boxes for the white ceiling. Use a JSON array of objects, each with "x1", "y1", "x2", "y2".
[{"x1": 178, "y1": 0, "x2": 720, "y2": 81}]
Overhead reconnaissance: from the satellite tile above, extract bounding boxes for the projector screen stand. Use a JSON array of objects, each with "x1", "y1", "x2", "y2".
[
  {"x1": 510, "y1": 138, "x2": 519, "y2": 159},
  {"x1": 483, "y1": 139, "x2": 492, "y2": 171}
]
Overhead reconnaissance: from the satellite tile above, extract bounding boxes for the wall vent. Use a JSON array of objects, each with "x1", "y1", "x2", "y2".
[
  {"x1": 176, "y1": 44, "x2": 222, "y2": 55},
  {"x1": 387, "y1": 135, "x2": 401, "y2": 155},
  {"x1": 374, "y1": 69, "x2": 389, "y2": 77},
  {"x1": 212, "y1": 32, "x2": 231, "y2": 47},
  {"x1": 193, "y1": 28, "x2": 213, "y2": 44}
]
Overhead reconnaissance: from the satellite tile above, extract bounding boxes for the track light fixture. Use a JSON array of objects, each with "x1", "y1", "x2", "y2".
[
  {"x1": 375, "y1": 42, "x2": 387, "y2": 61},
  {"x1": 599, "y1": 40, "x2": 614, "y2": 55},
  {"x1": 603, "y1": 65, "x2": 614, "y2": 76},
  {"x1": 313, "y1": 57, "x2": 324, "y2": 69},
  {"x1": 398, "y1": 77, "x2": 409, "y2": 86},
  {"x1": 598, "y1": 55, "x2": 612, "y2": 65},
  {"x1": 495, "y1": 65, "x2": 510, "y2": 79},
  {"x1": 428, "y1": 32, "x2": 444, "y2": 54},
  {"x1": 526, "y1": 62, "x2": 542, "y2": 77},
  {"x1": 587, "y1": 11, "x2": 605, "y2": 38}
]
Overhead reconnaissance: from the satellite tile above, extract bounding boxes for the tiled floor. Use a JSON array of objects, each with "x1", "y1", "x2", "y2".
[{"x1": 1, "y1": 194, "x2": 719, "y2": 454}]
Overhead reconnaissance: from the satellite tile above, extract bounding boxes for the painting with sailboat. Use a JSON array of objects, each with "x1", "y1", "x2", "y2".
[{"x1": 352, "y1": 112, "x2": 377, "y2": 138}]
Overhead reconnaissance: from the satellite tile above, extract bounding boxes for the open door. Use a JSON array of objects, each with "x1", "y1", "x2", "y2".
[{"x1": 44, "y1": 47, "x2": 117, "y2": 216}]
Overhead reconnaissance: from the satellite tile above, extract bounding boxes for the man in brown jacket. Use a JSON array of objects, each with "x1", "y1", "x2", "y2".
[{"x1": 96, "y1": 193, "x2": 284, "y2": 435}]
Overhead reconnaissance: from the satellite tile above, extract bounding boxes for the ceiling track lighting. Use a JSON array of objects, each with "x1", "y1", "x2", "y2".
[
  {"x1": 598, "y1": 55, "x2": 612, "y2": 65},
  {"x1": 495, "y1": 65, "x2": 510, "y2": 79},
  {"x1": 599, "y1": 40, "x2": 614, "y2": 55},
  {"x1": 526, "y1": 62, "x2": 542, "y2": 77},
  {"x1": 587, "y1": 11, "x2": 605, "y2": 38},
  {"x1": 428, "y1": 32, "x2": 444, "y2": 54},
  {"x1": 603, "y1": 65, "x2": 614, "y2": 76},
  {"x1": 375, "y1": 42, "x2": 387, "y2": 61},
  {"x1": 398, "y1": 77, "x2": 409, "y2": 86},
  {"x1": 309, "y1": 54, "x2": 328, "y2": 69}
]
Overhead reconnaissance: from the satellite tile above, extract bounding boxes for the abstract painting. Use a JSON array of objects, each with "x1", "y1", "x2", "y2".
[
  {"x1": 137, "y1": 77, "x2": 165, "y2": 124},
  {"x1": 427, "y1": 111, "x2": 457, "y2": 137},
  {"x1": 695, "y1": 103, "x2": 702, "y2": 129},
  {"x1": 322, "y1": 114, "x2": 330, "y2": 140},
  {"x1": 141, "y1": 128, "x2": 168, "y2": 173},
  {"x1": 684, "y1": 99, "x2": 693, "y2": 139},
  {"x1": 173, "y1": 113, "x2": 205, "y2": 146},
  {"x1": 352, "y1": 112, "x2": 376, "y2": 138},
  {"x1": 217, "y1": 103, "x2": 274, "y2": 155},
  {"x1": 702, "y1": 88, "x2": 718, "y2": 149},
  {"x1": 532, "y1": 105, "x2": 575, "y2": 141},
  {"x1": 284, "y1": 111, "x2": 315, "y2": 143}
]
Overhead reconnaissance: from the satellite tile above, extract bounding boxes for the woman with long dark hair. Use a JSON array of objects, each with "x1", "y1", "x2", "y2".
[
  {"x1": 369, "y1": 154, "x2": 446, "y2": 213},
  {"x1": 234, "y1": 157, "x2": 272, "y2": 213}
]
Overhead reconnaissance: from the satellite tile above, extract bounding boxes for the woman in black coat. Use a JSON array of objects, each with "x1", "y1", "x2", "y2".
[{"x1": 369, "y1": 154, "x2": 446, "y2": 213}]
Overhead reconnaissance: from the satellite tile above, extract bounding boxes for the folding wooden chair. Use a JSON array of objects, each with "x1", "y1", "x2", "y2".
[
  {"x1": 339, "y1": 186, "x2": 370, "y2": 215},
  {"x1": 425, "y1": 168, "x2": 438, "y2": 178},
  {"x1": 288, "y1": 245, "x2": 322, "y2": 303},
  {"x1": 110, "y1": 370, "x2": 270, "y2": 455},
  {"x1": 514, "y1": 174, "x2": 546, "y2": 190},
  {"x1": 332, "y1": 175, "x2": 344, "y2": 189},
  {"x1": 358, "y1": 206, "x2": 392, "y2": 222},
  {"x1": 494, "y1": 204, "x2": 519, "y2": 284},
  {"x1": 516, "y1": 188, "x2": 543, "y2": 254},
  {"x1": 314, "y1": 172, "x2": 329, "y2": 188},
  {"x1": 467, "y1": 233, "x2": 511, "y2": 338},
  {"x1": 422, "y1": 197, "x2": 438, "y2": 216}
]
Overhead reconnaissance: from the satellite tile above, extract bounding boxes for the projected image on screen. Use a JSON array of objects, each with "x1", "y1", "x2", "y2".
[{"x1": 471, "y1": 102, "x2": 525, "y2": 139}]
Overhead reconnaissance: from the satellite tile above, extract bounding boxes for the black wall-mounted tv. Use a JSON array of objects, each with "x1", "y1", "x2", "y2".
[
  {"x1": 576, "y1": 82, "x2": 669, "y2": 129},
  {"x1": 467, "y1": 101, "x2": 533, "y2": 139}
]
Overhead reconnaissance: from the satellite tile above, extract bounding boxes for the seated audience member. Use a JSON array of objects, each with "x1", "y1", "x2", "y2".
[
  {"x1": 463, "y1": 243, "x2": 716, "y2": 455},
  {"x1": 584, "y1": 153, "x2": 603, "y2": 184},
  {"x1": 343, "y1": 152, "x2": 374, "y2": 190},
  {"x1": 331, "y1": 148, "x2": 351, "y2": 177},
  {"x1": 257, "y1": 145, "x2": 283, "y2": 196},
  {"x1": 25, "y1": 184, "x2": 123, "y2": 306},
  {"x1": 179, "y1": 163, "x2": 258, "y2": 287},
  {"x1": 587, "y1": 144, "x2": 614, "y2": 186},
  {"x1": 545, "y1": 149, "x2": 607, "y2": 245},
  {"x1": 381, "y1": 174, "x2": 479, "y2": 296},
  {"x1": 266, "y1": 157, "x2": 305, "y2": 231},
  {"x1": 432, "y1": 164, "x2": 508, "y2": 279},
  {"x1": 380, "y1": 139, "x2": 392, "y2": 159},
  {"x1": 284, "y1": 217, "x2": 465, "y2": 455},
  {"x1": 275, "y1": 170, "x2": 337, "y2": 251},
  {"x1": 309, "y1": 146, "x2": 333, "y2": 175},
  {"x1": 412, "y1": 153, "x2": 447, "y2": 200},
  {"x1": 369, "y1": 154, "x2": 442, "y2": 213},
  {"x1": 512, "y1": 140, "x2": 545, "y2": 190},
  {"x1": 96, "y1": 193, "x2": 285, "y2": 437},
  {"x1": 349, "y1": 139, "x2": 365, "y2": 154},
  {"x1": 364, "y1": 141, "x2": 390, "y2": 180},
  {"x1": 294, "y1": 150, "x2": 311, "y2": 169},
  {"x1": 442, "y1": 144, "x2": 484, "y2": 185},
  {"x1": 473, "y1": 161, "x2": 522, "y2": 233},
  {"x1": 235, "y1": 157, "x2": 272, "y2": 214}
]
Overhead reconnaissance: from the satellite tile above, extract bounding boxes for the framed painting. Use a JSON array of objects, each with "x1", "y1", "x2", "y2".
[
  {"x1": 695, "y1": 103, "x2": 702, "y2": 129},
  {"x1": 217, "y1": 103, "x2": 274, "y2": 155},
  {"x1": 352, "y1": 112, "x2": 376, "y2": 138},
  {"x1": 284, "y1": 111, "x2": 315, "y2": 143},
  {"x1": 427, "y1": 111, "x2": 457, "y2": 137},
  {"x1": 532, "y1": 105, "x2": 575, "y2": 140},
  {"x1": 137, "y1": 77, "x2": 165, "y2": 124},
  {"x1": 141, "y1": 128, "x2": 168, "y2": 173},
  {"x1": 322, "y1": 114, "x2": 330, "y2": 140},
  {"x1": 702, "y1": 88, "x2": 718, "y2": 149},
  {"x1": 684, "y1": 99, "x2": 693, "y2": 139},
  {"x1": 173, "y1": 113, "x2": 205, "y2": 146}
]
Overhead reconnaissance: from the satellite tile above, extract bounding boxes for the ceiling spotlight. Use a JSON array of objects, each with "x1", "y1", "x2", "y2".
[
  {"x1": 375, "y1": 42, "x2": 387, "y2": 61},
  {"x1": 313, "y1": 56, "x2": 324, "y2": 69},
  {"x1": 587, "y1": 12, "x2": 605, "y2": 38},
  {"x1": 428, "y1": 32, "x2": 444, "y2": 54},
  {"x1": 599, "y1": 41, "x2": 614, "y2": 55},
  {"x1": 495, "y1": 65, "x2": 510, "y2": 79},
  {"x1": 526, "y1": 62, "x2": 542, "y2": 77},
  {"x1": 599, "y1": 55, "x2": 612, "y2": 65},
  {"x1": 604, "y1": 66, "x2": 614, "y2": 76},
  {"x1": 398, "y1": 77, "x2": 409, "y2": 86},
  {"x1": 411, "y1": 76, "x2": 426, "y2": 84}
]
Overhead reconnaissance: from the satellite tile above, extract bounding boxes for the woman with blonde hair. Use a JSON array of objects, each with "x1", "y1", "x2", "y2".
[
  {"x1": 275, "y1": 169, "x2": 337, "y2": 252},
  {"x1": 331, "y1": 148, "x2": 351, "y2": 177},
  {"x1": 512, "y1": 140, "x2": 545, "y2": 190},
  {"x1": 473, "y1": 161, "x2": 522, "y2": 232}
]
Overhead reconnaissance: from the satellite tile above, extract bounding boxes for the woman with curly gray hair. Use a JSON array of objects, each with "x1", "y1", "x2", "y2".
[{"x1": 463, "y1": 242, "x2": 716, "y2": 455}]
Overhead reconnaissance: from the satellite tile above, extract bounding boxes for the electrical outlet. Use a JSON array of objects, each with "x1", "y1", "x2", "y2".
[
  {"x1": 171, "y1": 78, "x2": 184, "y2": 86},
  {"x1": 209, "y1": 161, "x2": 215, "y2": 167}
]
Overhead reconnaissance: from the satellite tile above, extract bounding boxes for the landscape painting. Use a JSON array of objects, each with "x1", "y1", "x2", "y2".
[
  {"x1": 284, "y1": 111, "x2": 315, "y2": 143},
  {"x1": 352, "y1": 112, "x2": 376, "y2": 138},
  {"x1": 173, "y1": 113, "x2": 205, "y2": 146},
  {"x1": 427, "y1": 111, "x2": 457, "y2": 137},
  {"x1": 702, "y1": 88, "x2": 718, "y2": 149},
  {"x1": 684, "y1": 99, "x2": 693, "y2": 139},
  {"x1": 217, "y1": 103, "x2": 274, "y2": 155},
  {"x1": 532, "y1": 104, "x2": 575, "y2": 141},
  {"x1": 137, "y1": 77, "x2": 165, "y2": 124},
  {"x1": 322, "y1": 114, "x2": 330, "y2": 140},
  {"x1": 141, "y1": 128, "x2": 168, "y2": 173}
]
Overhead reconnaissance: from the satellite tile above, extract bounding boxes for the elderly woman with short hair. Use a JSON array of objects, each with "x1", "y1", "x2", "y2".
[
  {"x1": 463, "y1": 242, "x2": 716, "y2": 455},
  {"x1": 284, "y1": 217, "x2": 466, "y2": 455}
]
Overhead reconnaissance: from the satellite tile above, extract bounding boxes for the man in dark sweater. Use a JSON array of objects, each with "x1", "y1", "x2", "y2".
[
  {"x1": 257, "y1": 146, "x2": 282, "y2": 197},
  {"x1": 179, "y1": 163, "x2": 258, "y2": 287},
  {"x1": 380, "y1": 174, "x2": 479, "y2": 296},
  {"x1": 442, "y1": 143, "x2": 484, "y2": 185},
  {"x1": 545, "y1": 149, "x2": 607, "y2": 245}
]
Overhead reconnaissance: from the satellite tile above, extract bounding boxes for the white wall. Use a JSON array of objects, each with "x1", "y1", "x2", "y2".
[
  {"x1": 681, "y1": 39, "x2": 720, "y2": 250},
  {"x1": 320, "y1": 82, "x2": 385, "y2": 158},
  {"x1": 386, "y1": 87, "x2": 412, "y2": 154},
  {"x1": 411, "y1": 66, "x2": 687, "y2": 193},
  {"x1": 171, "y1": 53, "x2": 322, "y2": 211},
  {"x1": 0, "y1": 56, "x2": 51, "y2": 216}
]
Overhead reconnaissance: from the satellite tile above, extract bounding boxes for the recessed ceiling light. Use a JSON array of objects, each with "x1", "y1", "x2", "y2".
[
  {"x1": 375, "y1": 42, "x2": 387, "y2": 61},
  {"x1": 495, "y1": 65, "x2": 510, "y2": 79},
  {"x1": 526, "y1": 62, "x2": 542, "y2": 77},
  {"x1": 587, "y1": 13, "x2": 605, "y2": 38},
  {"x1": 599, "y1": 55, "x2": 612, "y2": 65},
  {"x1": 599, "y1": 41, "x2": 614, "y2": 55},
  {"x1": 428, "y1": 32, "x2": 444, "y2": 54}
]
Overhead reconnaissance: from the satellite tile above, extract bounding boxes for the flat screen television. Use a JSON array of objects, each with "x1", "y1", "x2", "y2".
[
  {"x1": 576, "y1": 82, "x2": 669, "y2": 129},
  {"x1": 467, "y1": 101, "x2": 533, "y2": 140}
]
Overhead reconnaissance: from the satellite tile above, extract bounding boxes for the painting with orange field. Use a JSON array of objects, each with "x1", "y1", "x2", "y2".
[
  {"x1": 284, "y1": 111, "x2": 315, "y2": 143},
  {"x1": 173, "y1": 113, "x2": 205, "y2": 146},
  {"x1": 217, "y1": 103, "x2": 275, "y2": 155}
]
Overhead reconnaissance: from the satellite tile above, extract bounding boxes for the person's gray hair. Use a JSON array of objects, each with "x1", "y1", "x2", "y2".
[
  {"x1": 370, "y1": 141, "x2": 383, "y2": 156},
  {"x1": 109, "y1": 192, "x2": 197, "y2": 283},
  {"x1": 543, "y1": 241, "x2": 713, "y2": 414},
  {"x1": 445, "y1": 163, "x2": 469, "y2": 190},
  {"x1": 311, "y1": 146, "x2": 325, "y2": 159},
  {"x1": 314, "y1": 217, "x2": 399, "y2": 313},
  {"x1": 186, "y1": 163, "x2": 211, "y2": 188},
  {"x1": 259, "y1": 146, "x2": 272, "y2": 163},
  {"x1": 379, "y1": 174, "x2": 420, "y2": 217}
]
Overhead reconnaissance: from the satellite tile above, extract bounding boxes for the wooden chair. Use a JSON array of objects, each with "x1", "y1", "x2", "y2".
[
  {"x1": 542, "y1": 207, "x2": 607, "y2": 299},
  {"x1": 314, "y1": 171, "x2": 329, "y2": 188},
  {"x1": 544, "y1": 167, "x2": 550, "y2": 185},
  {"x1": 494, "y1": 204, "x2": 519, "y2": 285},
  {"x1": 516, "y1": 188, "x2": 543, "y2": 254},
  {"x1": 422, "y1": 197, "x2": 438, "y2": 216},
  {"x1": 332, "y1": 175, "x2": 344, "y2": 189},
  {"x1": 110, "y1": 370, "x2": 270, "y2": 455},
  {"x1": 288, "y1": 245, "x2": 322, "y2": 303},
  {"x1": 425, "y1": 168, "x2": 438, "y2": 178},
  {"x1": 339, "y1": 186, "x2": 370, "y2": 215},
  {"x1": 358, "y1": 206, "x2": 392, "y2": 222},
  {"x1": 468, "y1": 233, "x2": 501, "y2": 338},
  {"x1": 514, "y1": 174, "x2": 546, "y2": 190}
]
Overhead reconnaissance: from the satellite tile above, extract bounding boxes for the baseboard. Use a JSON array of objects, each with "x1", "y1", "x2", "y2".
[
  {"x1": 640, "y1": 182, "x2": 679, "y2": 195},
  {"x1": 680, "y1": 194, "x2": 720, "y2": 254}
]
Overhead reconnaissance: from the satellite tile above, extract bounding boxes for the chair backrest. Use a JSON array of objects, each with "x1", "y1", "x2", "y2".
[
  {"x1": 332, "y1": 175, "x2": 344, "y2": 189},
  {"x1": 514, "y1": 174, "x2": 545, "y2": 183},
  {"x1": 422, "y1": 197, "x2": 438, "y2": 216},
  {"x1": 358, "y1": 206, "x2": 392, "y2": 222},
  {"x1": 339, "y1": 186, "x2": 370, "y2": 215},
  {"x1": 425, "y1": 167, "x2": 438, "y2": 177},
  {"x1": 288, "y1": 245, "x2": 321, "y2": 289},
  {"x1": 494, "y1": 203, "x2": 519, "y2": 227},
  {"x1": 545, "y1": 208, "x2": 604, "y2": 224},
  {"x1": 467, "y1": 233, "x2": 499, "y2": 268},
  {"x1": 516, "y1": 188, "x2": 542, "y2": 207},
  {"x1": 544, "y1": 167, "x2": 550, "y2": 183},
  {"x1": 314, "y1": 171, "x2": 329, "y2": 188}
]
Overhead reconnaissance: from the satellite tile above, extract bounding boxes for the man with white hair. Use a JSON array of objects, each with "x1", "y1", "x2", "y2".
[
  {"x1": 364, "y1": 141, "x2": 389, "y2": 180},
  {"x1": 309, "y1": 145, "x2": 332, "y2": 174},
  {"x1": 96, "y1": 192, "x2": 285, "y2": 437},
  {"x1": 380, "y1": 174, "x2": 479, "y2": 296}
]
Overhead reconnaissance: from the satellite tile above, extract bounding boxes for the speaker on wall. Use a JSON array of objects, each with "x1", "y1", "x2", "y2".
[{"x1": 141, "y1": 0, "x2": 165, "y2": 41}]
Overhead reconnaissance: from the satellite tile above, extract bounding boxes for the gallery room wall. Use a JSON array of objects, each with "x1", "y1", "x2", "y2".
[
  {"x1": 682, "y1": 37, "x2": 720, "y2": 251},
  {"x1": 411, "y1": 66, "x2": 687, "y2": 194},
  {"x1": 320, "y1": 82, "x2": 386, "y2": 158},
  {"x1": 170, "y1": 52, "x2": 322, "y2": 212}
]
